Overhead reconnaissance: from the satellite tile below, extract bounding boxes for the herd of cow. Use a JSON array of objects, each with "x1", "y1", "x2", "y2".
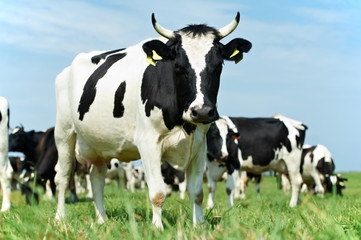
[{"x1": 0, "y1": 12, "x2": 347, "y2": 229}]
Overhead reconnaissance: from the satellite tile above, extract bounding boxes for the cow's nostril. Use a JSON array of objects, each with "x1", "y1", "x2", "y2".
[{"x1": 191, "y1": 110, "x2": 198, "y2": 118}]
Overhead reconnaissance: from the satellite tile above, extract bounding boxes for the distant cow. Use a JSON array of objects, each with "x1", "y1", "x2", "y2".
[
  {"x1": 282, "y1": 144, "x2": 346, "y2": 196},
  {"x1": 0, "y1": 96, "x2": 11, "y2": 211},
  {"x1": 206, "y1": 115, "x2": 307, "y2": 208},
  {"x1": 301, "y1": 144, "x2": 335, "y2": 196},
  {"x1": 9, "y1": 126, "x2": 45, "y2": 174},
  {"x1": 53, "y1": 12, "x2": 251, "y2": 229},
  {"x1": 10, "y1": 127, "x2": 78, "y2": 204}
]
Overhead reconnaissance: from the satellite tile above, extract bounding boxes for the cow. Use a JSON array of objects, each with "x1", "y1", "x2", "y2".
[
  {"x1": 206, "y1": 115, "x2": 307, "y2": 209},
  {"x1": 9, "y1": 127, "x2": 79, "y2": 204},
  {"x1": 53, "y1": 12, "x2": 252, "y2": 229},
  {"x1": 300, "y1": 144, "x2": 335, "y2": 196},
  {"x1": 282, "y1": 144, "x2": 346, "y2": 196},
  {"x1": 9, "y1": 126, "x2": 45, "y2": 175},
  {"x1": 0, "y1": 96, "x2": 11, "y2": 211}
]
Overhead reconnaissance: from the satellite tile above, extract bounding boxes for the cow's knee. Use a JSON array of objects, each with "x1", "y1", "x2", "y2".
[{"x1": 152, "y1": 192, "x2": 166, "y2": 208}]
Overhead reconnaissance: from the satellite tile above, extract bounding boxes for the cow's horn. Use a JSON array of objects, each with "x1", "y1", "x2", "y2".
[
  {"x1": 218, "y1": 12, "x2": 240, "y2": 39},
  {"x1": 152, "y1": 13, "x2": 175, "y2": 40}
]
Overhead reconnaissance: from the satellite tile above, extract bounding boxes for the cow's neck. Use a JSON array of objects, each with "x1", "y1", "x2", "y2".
[{"x1": 141, "y1": 61, "x2": 184, "y2": 131}]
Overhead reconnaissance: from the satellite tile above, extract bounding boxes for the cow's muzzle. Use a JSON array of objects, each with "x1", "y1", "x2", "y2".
[{"x1": 190, "y1": 105, "x2": 219, "y2": 124}]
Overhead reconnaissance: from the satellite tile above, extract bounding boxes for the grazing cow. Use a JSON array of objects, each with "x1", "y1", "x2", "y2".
[
  {"x1": 206, "y1": 115, "x2": 307, "y2": 208},
  {"x1": 282, "y1": 144, "x2": 346, "y2": 196},
  {"x1": 300, "y1": 144, "x2": 335, "y2": 196},
  {"x1": 54, "y1": 12, "x2": 252, "y2": 229},
  {"x1": 161, "y1": 159, "x2": 186, "y2": 199},
  {"x1": 0, "y1": 96, "x2": 11, "y2": 211}
]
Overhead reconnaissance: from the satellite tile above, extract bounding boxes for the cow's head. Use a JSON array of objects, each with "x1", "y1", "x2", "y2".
[
  {"x1": 142, "y1": 13, "x2": 251, "y2": 125},
  {"x1": 9, "y1": 126, "x2": 27, "y2": 152},
  {"x1": 206, "y1": 117, "x2": 239, "y2": 162}
]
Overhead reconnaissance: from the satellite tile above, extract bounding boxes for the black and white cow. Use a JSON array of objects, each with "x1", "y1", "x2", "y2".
[
  {"x1": 206, "y1": 115, "x2": 307, "y2": 208},
  {"x1": 54, "y1": 13, "x2": 252, "y2": 229},
  {"x1": 9, "y1": 126, "x2": 45, "y2": 174},
  {"x1": 300, "y1": 144, "x2": 335, "y2": 196},
  {"x1": 0, "y1": 96, "x2": 11, "y2": 211},
  {"x1": 282, "y1": 144, "x2": 346, "y2": 196}
]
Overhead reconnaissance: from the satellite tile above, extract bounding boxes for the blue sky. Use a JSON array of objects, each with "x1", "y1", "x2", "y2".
[{"x1": 1, "y1": 0, "x2": 360, "y2": 172}]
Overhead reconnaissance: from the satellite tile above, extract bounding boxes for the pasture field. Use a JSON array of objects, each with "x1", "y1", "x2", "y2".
[{"x1": 1, "y1": 172, "x2": 361, "y2": 240}]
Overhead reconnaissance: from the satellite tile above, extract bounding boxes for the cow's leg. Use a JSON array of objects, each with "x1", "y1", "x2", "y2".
[
  {"x1": 179, "y1": 179, "x2": 187, "y2": 200},
  {"x1": 0, "y1": 159, "x2": 11, "y2": 211},
  {"x1": 312, "y1": 171, "x2": 324, "y2": 197},
  {"x1": 90, "y1": 163, "x2": 107, "y2": 224},
  {"x1": 54, "y1": 127, "x2": 76, "y2": 221},
  {"x1": 186, "y1": 150, "x2": 206, "y2": 226},
  {"x1": 281, "y1": 173, "x2": 291, "y2": 195},
  {"x1": 124, "y1": 163, "x2": 135, "y2": 193},
  {"x1": 206, "y1": 167, "x2": 216, "y2": 209},
  {"x1": 237, "y1": 171, "x2": 248, "y2": 199},
  {"x1": 140, "y1": 146, "x2": 166, "y2": 230},
  {"x1": 286, "y1": 158, "x2": 303, "y2": 207},
  {"x1": 226, "y1": 173, "x2": 234, "y2": 207},
  {"x1": 85, "y1": 173, "x2": 93, "y2": 199},
  {"x1": 255, "y1": 182, "x2": 260, "y2": 196}
]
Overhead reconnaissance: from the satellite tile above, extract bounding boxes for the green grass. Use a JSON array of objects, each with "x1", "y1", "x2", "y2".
[{"x1": 1, "y1": 172, "x2": 361, "y2": 239}]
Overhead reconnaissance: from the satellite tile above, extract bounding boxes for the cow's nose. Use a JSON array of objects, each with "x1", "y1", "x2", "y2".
[
  {"x1": 190, "y1": 105, "x2": 219, "y2": 124},
  {"x1": 221, "y1": 152, "x2": 228, "y2": 161}
]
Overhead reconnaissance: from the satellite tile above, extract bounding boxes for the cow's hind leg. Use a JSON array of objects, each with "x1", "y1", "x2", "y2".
[
  {"x1": 90, "y1": 163, "x2": 107, "y2": 224},
  {"x1": 54, "y1": 127, "x2": 76, "y2": 221}
]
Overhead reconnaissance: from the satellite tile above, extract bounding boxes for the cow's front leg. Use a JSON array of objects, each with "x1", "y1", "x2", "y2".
[
  {"x1": 141, "y1": 149, "x2": 166, "y2": 230},
  {"x1": 0, "y1": 160, "x2": 12, "y2": 211},
  {"x1": 90, "y1": 163, "x2": 107, "y2": 224},
  {"x1": 206, "y1": 168, "x2": 216, "y2": 209},
  {"x1": 186, "y1": 153, "x2": 206, "y2": 226},
  {"x1": 226, "y1": 170, "x2": 239, "y2": 207},
  {"x1": 312, "y1": 171, "x2": 325, "y2": 197}
]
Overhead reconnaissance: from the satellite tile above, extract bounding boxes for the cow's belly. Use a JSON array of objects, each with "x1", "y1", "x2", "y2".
[
  {"x1": 161, "y1": 125, "x2": 208, "y2": 172},
  {"x1": 240, "y1": 154, "x2": 288, "y2": 174},
  {"x1": 73, "y1": 115, "x2": 141, "y2": 164}
]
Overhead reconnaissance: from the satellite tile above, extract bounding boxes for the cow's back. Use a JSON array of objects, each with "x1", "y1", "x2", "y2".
[{"x1": 55, "y1": 40, "x2": 153, "y2": 163}]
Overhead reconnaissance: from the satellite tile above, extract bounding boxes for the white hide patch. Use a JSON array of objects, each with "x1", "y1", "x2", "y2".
[{"x1": 180, "y1": 32, "x2": 216, "y2": 122}]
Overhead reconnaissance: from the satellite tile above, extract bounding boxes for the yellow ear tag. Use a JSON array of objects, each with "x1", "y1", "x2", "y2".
[
  {"x1": 152, "y1": 50, "x2": 163, "y2": 61},
  {"x1": 146, "y1": 56, "x2": 156, "y2": 66},
  {"x1": 230, "y1": 49, "x2": 239, "y2": 58}
]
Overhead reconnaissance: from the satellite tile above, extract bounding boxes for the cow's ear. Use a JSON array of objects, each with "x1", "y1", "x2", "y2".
[
  {"x1": 142, "y1": 40, "x2": 174, "y2": 66},
  {"x1": 222, "y1": 38, "x2": 252, "y2": 64}
]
